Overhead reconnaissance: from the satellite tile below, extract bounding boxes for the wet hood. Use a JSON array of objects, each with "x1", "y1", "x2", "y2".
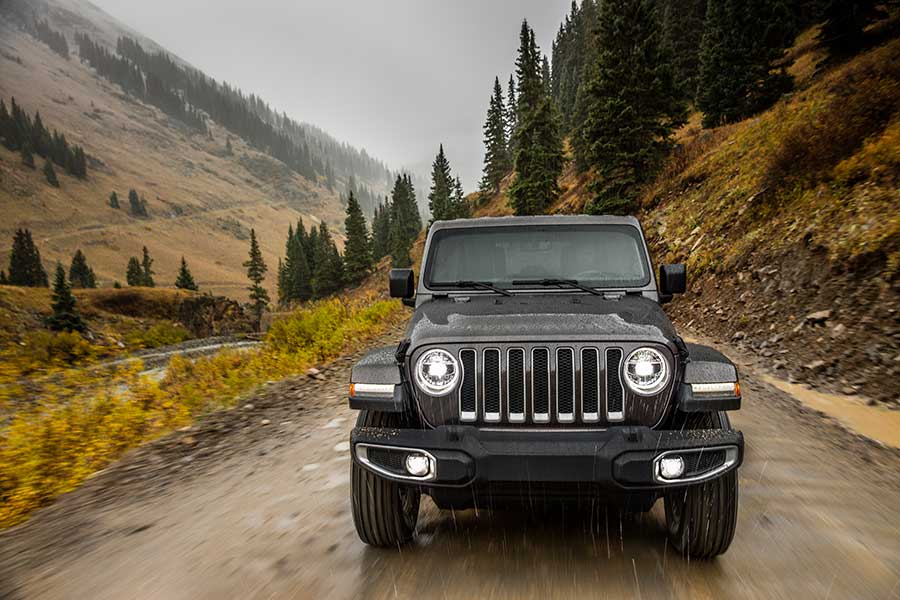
[{"x1": 407, "y1": 294, "x2": 677, "y2": 348}]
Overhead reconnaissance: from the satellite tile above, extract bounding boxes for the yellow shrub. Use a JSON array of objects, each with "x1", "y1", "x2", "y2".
[
  {"x1": 0, "y1": 295, "x2": 405, "y2": 527},
  {"x1": 125, "y1": 322, "x2": 192, "y2": 349}
]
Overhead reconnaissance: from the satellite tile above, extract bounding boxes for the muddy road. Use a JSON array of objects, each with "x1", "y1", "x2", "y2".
[{"x1": 2, "y1": 325, "x2": 899, "y2": 599}]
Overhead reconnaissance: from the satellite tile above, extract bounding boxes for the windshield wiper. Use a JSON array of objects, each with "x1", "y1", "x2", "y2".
[
  {"x1": 511, "y1": 278, "x2": 603, "y2": 296},
  {"x1": 433, "y1": 280, "x2": 513, "y2": 296}
]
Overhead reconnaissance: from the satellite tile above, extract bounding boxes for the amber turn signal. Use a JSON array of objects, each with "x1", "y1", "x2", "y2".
[
  {"x1": 734, "y1": 381, "x2": 741, "y2": 397},
  {"x1": 349, "y1": 383, "x2": 355, "y2": 397}
]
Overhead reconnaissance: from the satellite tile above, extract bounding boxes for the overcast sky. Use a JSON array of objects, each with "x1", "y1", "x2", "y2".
[{"x1": 89, "y1": 0, "x2": 572, "y2": 191}]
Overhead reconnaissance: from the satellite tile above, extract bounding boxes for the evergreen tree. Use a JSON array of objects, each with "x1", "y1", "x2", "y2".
[
  {"x1": 47, "y1": 263, "x2": 86, "y2": 333},
  {"x1": 311, "y1": 223, "x2": 343, "y2": 297},
  {"x1": 69, "y1": 249, "x2": 97, "y2": 288},
  {"x1": 509, "y1": 21, "x2": 564, "y2": 216},
  {"x1": 541, "y1": 55, "x2": 552, "y2": 96},
  {"x1": 20, "y1": 142, "x2": 35, "y2": 169},
  {"x1": 279, "y1": 222, "x2": 312, "y2": 304},
  {"x1": 578, "y1": 0, "x2": 686, "y2": 215},
  {"x1": 113, "y1": 280, "x2": 122, "y2": 289},
  {"x1": 428, "y1": 145, "x2": 454, "y2": 222},
  {"x1": 140, "y1": 246, "x2": 155, "y2": 287},
  {"x1": 451, "y1": 176, "x2": 469, "y2": 219},
  {"x1": 126, "y1": 256, "x2": 143, "y2": 286},
  {"x1": 506, "y1": 75, "x2": 518, "y2": 153},
  {"x1": 175, "y1": 256, "x2": 198, "y2": 290},
  {"x1": 243, "y1": 229, "x2": 269, "y2": 330},
  {"x1": 819, "y1": 0, "x2": 882, "y2": 58},
  {"x1": 128, "y1": 189, "x2": 149, "y2": 217},
  {"x1": 0, "y1": 271, "x2": 7, "y2": 285},
  {"x1": 371, "y1": 199, "x2": 391, "y2": 260},
  {"x1": 43, "y1": 159, "x2": 59, "y2": 187},
  {"x1": 109, "y1": 191, "x2": 120, "y2": 209},
  {"x1": 388, "y1": 175, "x2": 421, "y2": 268},
  {"x1": 697, "y1": 0, "x2": 794, "y2": 128},
  {"x1": 659, "y1": 0, "x2": 708, "y2": 103},
  {"x1": 8, "y1": 229, "x2": 48, "y2": 287},
  {"x1": 480, "y1": 77, "x2": 511, "y2": 195},
  {"x1": 343, "y1": 191, "x2": 373, "y2": 286}
]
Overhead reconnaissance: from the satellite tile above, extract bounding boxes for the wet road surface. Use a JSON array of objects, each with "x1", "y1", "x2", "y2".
[{"x1": 2, "y1": 335, "x2": 899, "y2": 599}]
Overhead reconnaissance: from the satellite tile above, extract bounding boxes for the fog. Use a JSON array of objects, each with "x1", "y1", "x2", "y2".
[{"x1": 89, "y1": 0, "x2": 572, "y2": 190}]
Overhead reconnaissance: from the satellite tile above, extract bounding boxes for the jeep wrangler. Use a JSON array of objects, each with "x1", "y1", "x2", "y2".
[{"x1": 348, "y1": 215, "x2": 742, "y2": 558}]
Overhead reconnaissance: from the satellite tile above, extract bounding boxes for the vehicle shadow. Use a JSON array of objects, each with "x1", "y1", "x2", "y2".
[{"x1": 353, "y1": 498, "x2": 729, "y2": 599}]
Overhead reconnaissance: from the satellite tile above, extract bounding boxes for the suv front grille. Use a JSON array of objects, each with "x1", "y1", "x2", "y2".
[{"x1": 457, "y1": 344, "x2": 626, "y2": 426}]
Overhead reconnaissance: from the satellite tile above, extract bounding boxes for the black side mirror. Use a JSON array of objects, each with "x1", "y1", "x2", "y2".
[
  {"x1": 389, "y1": 269, "x2": 415, "y2": 299},
  {"x1": 659, "y1": 264, "x2": 686, "y2": 304}
]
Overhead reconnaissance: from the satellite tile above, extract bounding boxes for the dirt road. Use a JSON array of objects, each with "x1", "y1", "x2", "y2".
[{"x1": 2, "y1": 325, "x2": 899, "y2": 599}]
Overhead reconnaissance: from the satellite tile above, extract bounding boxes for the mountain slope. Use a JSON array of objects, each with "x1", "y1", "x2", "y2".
[
  {"x1": 472, "y1": 26, "x2": 899, "y2": 403},
  {"x1": 0, "y1": 0, "x2": 391, "y2": 299}
]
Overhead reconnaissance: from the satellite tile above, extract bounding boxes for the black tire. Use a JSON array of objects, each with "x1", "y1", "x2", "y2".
[
  {"x1": 351, "y1": 410, "x2": 421, "y2": 547},
  {"x1": 664, "y1": 412, "x2": 739, "y2": 559}
]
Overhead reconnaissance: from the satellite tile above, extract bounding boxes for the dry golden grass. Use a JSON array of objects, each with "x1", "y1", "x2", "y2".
[{"x1": 0, "y1": 27, "x2": 347, "y2": 301}]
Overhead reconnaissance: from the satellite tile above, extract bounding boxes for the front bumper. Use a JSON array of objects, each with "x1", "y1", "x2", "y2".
[{"x1": 351, "y1": 425, "x2": 743, "y2": 491}]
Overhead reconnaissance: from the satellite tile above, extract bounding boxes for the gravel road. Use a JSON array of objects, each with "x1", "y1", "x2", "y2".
[{"x1": 2, "y1": 324, "x2": 899, "y2": 600}]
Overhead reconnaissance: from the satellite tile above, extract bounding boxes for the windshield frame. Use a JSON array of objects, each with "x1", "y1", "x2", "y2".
[{"x1": 421, "y1": 223, "x2": 653, "y2": 294}]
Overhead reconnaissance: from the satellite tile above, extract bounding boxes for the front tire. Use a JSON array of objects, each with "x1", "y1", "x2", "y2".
[
  {"x1": 664, "y1": 412, "x2": 739, "y2": 559},
  {"x1": 350, "y1": 410, "x2": 421, "y2": 547}
]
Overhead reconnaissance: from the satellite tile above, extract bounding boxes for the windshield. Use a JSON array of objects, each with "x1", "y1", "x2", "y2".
[{"x1": 425, "y1": 225, "x2": 651, "y2": 290}]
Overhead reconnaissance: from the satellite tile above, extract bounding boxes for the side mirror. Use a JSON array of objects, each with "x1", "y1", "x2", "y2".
[
  {"x1": 389, "y1": 269, "x2": 415, "y2": 300},
  {"x1": 659, "y1": 264, "x2": 686, "y2": 304}
]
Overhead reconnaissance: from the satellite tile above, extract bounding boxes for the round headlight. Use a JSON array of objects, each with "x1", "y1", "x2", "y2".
[
  {"x1": 623, "y1": 347, "x2": 669, "y2": 395},
  {"x1": 415, "y1": 349, "x2": 460, "y2": 396}
]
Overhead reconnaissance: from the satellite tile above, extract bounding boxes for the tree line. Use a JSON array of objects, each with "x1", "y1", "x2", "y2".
[
  {"x1": 0, "y1": 97, "x2": 88, "y2": 181},
  {"x1": 481, "y1": 0, "x2": 882, "y2": 217},
  {"x1": 32, "y1": 19, "x2": 69, "y2": 59}
]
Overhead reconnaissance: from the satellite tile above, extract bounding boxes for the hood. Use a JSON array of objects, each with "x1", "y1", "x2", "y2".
[{"x1": 406, "y1": 294, "x2": 677, "y2": 348}]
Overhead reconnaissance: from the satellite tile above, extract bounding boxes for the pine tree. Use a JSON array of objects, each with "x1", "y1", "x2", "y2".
[
  {"x1": 541, "y1": 55, "x2": 552, "y2": 96},
  {"x1": 69, "y1": 249, "x2": 97, "y2": 288},
  {"x1": 126, "y1": 256, "x2": 143, "y2": 286},
  {"x1": 0, "y1": 271, "x2": 7, "y2": 285},
  {"x1": 480, "y1": 77, "x2": 511, "y2": 195},
  {"x1": 506, "y1": 75, "x2": 518, "y2": 154},
  {"x1": 428, "y1": 145, "x2": 454, "y2": 222},
  {"x1": 578, "y1": 0, "x2": 686, "y2": 215},
  {"x1": 343, "y1": 191, "x2": 373, "y2": 286},
  {"x1": 388, "y1": 175, "x2": 421, "y2": 268},
  {"x1": 660, "y1": 0, "x2": 708, "y2": 103},
  {"x1": 697, "y1": 0, "x2": 794, "y2": 128},
  {"x1": 47, "y1": 263, "x2": 86, "y2": 332},
  {"x1": 175, "y1": 256, "x2": 198, "y2": 290},
  {"x1": 818, "y1": 0, "x2": 882, "y2": 58},
  {"x1": 451, "y1": 176, "x2": 469, "y2": 219},
  {"x1": 43, "y1": 159, "x2": 59, "y2": 187},
  {"x1": 128, "y1": 189, "x2": 148, "y2": 217},
  {"x1": 113, "y1": 281, "x2": 122, "y2": 289},
  {"x1": 371, "y1": 199, "x2": 391, "y2": 260},
  {"x1": 140, "y1": 246, "x2": 155, "y2": 287},
  {"x1": 8, "y1": 229, "x2": 48, "y2": 287},
  {"x1": 243, "y1": 229, "x2": 269, "y2": 329},
  {"x1": 21, "y1": 143, "x2": 35, "y2": 168},
  {"x1": 311, "y1": 223, "x2": 343, "y2": 297},
  {"x1": 279, "y1": 222, "x2": 311, "y2": 304},
  {"x1": 509, "y1": 21, "x2": 564, "y2": 216},
  {"x1": 109, "y1": 191, "x2": 120, "y2": 208}
]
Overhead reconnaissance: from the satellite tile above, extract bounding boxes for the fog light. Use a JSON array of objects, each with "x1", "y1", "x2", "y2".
[
  {"x1": 404, "y1": 453, "x2": 431, "y2": 477},
  {"x1": 659, "y1": 456, "x2": 686, "y2": 480}
]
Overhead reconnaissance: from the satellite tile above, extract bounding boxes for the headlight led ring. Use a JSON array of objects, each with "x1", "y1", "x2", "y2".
[
  {"x1": 623, "y1": 347, "x2": 669, "y2": 396},
  {"x1": 415, "y1": 348, "x2": 460, "y2": 396}
]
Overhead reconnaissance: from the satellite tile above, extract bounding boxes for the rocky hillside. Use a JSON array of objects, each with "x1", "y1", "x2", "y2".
[
  {"x1": 0, "y1": 0, "x2": 391, "y2": 300},
  {"x1": 472, "y1": 25, "x2": 899, "y2": 404}
]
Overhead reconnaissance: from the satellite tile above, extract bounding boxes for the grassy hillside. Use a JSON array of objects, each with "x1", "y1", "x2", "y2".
[
  {"x1": 0, "y1": 17, "x2": 348, "y2": 301},
  {"x1": 472, "y1": 26, "x2": 899, "y2": 403}
]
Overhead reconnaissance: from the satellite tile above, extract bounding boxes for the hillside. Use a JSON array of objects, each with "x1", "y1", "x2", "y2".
[
  {"x1": 0, "y1": 0, "x2": 392, "y2": 300},
  {"x1": 472, "y1": 27, "x2": 899, "y2": 404}
]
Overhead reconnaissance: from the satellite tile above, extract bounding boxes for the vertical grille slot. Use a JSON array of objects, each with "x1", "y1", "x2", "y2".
[
  {"x1": 581, "y1": 348, "x2": 600, "y2": 422},
  {"x1": 483, "y1": 348, "x2": 501, "y2": 422},
  {"x1": 507, "y1": 348, "x2": 526, "y2": 422},
  {"x1": 606, "y1": 348, "x2": 624, "y2": 421},
  {"x1": 532, "y1": 348, "x2": 550, "y2": 422},
  {"x1": 459, "y1": 349, "x2": 477, "y2": 422},
  {"x1": 557, "y1": 348, "x2": 575, "y2": 423}
]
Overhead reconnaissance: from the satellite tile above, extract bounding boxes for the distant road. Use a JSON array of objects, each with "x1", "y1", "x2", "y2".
[{"x1": 2, "y1": 325, "x2": 899, "y2": 599}]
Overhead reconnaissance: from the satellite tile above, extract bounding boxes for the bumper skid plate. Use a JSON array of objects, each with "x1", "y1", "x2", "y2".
[{"x1": 351, "y1": 425, "x2": 743, "y2": 490}]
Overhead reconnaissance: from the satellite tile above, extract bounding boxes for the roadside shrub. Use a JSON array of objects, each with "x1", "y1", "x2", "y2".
[
  {"x1": 0, "y1": 295, "x2": 404, "y2": 527},
  {"x1": 126, "y1": 322, "x2": 191, "y2": 349}
]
